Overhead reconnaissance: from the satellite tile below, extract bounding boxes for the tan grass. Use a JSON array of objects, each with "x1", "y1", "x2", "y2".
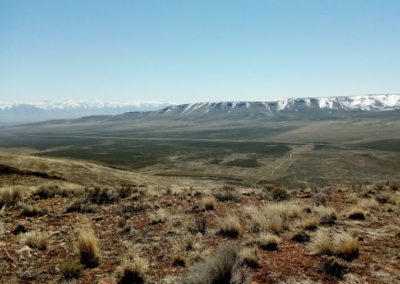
[
  {"x1": 217, "y1": 215, "x2": 242, "y2": 238},
  {"x1": 239, "y1": 247, "x2": 260, "y2": 268},
  {"x1": 332, "y1": 232, "x2": 359, "y2": 259},
  {"x1": 19, "y1": 231, "x2": 49, "y2": 250},
  {"x1": 257, "y1": 233, "x2": 280, "y2": 251},
  {"x1": 308, "y1": 229, "x2": 332, "y2": 255},
  {"x1": 0, "y1": 186, "x2": 23, "y2": 207},
  {"x1": 148, "y1": 209, "x2": 167, "y2": 225},
  {"x1": 357, "y1": 199, "x2": 379, "y2": 210},
  {"x1": 347, "y1": 207, "x2": 366, "y2": 220},
  {"x1": 203, "y1": 197, "x2": 217, "y2": 210},
  {"x1": 115, "y1": 250, "x2": 149, "y2": 283},
  {"x1": 76, "y1": 228, "x2": 100, "y2": 267}
]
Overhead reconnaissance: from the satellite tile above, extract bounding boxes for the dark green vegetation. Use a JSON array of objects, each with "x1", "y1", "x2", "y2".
[
  {"x1": 1, "y1": 109, "x2": 400, "y2": 187},
  {"x1": 0, "y1": 136, "x2": 290, "y2": 169}
]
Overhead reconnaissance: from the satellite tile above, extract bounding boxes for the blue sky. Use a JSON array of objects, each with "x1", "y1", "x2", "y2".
[{"x1": 1, "y1": 0, "x2": 399, "y2": 103}]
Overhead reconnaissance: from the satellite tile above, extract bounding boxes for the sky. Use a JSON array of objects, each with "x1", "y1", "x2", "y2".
[{"x1": 1, "y1": 0, "x2": 400, "y2": 104}]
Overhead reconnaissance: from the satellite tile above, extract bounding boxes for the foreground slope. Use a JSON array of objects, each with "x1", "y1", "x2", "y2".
[{"x1": 0, "y1": 153, "x2": 399, "y2": 283}]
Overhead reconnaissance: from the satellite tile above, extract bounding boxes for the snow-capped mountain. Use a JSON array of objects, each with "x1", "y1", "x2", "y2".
[
  {"x1": 0, "y1": 100, "x2": 170, "y2": 126},
  {"x1": 160, "y1": 95, "x2": 400, "y2": 115}
]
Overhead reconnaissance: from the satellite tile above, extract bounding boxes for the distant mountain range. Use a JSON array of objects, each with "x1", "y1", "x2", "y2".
[
  {"x1": 0, "y1": 100, "x2": 169, "y2": 126},
  {"x1": 160, "y1": 94, "x2": 400, "y2": 115},
  {"x1": 1, "y1": 95, "x2": 400, "y2": 127}
]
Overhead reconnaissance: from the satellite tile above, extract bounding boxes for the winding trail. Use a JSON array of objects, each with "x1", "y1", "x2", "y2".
[{"x1": 253, "y1": 144, "x2": 312, "y2": 187}]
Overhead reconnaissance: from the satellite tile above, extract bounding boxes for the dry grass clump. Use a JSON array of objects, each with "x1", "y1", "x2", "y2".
[
  {"x1": 257, "y1": 233, "x2": 280, "y2": 251},
  {"x1": 33, "y1": 183, "x2": 65, "y2": 199},
  {"x1": 312, "y1": 193, "x2": 328, "y2": 206},
  {"x1": 19, "y1": 231, "x2": 49, "y2": 250},
  {"x1": 309, "y1": 230, "x2": 359, "y2": 260},
  {"x1": 203, "y1": 197, "x2": 217, "y2": 210},
  {"x1": 64, "y1": 197, "x2": 97, "y2": 213},
  {"x1": 347, "y1": 207, "x2": 366, "y2": 220},
  {"x1": 20, "y1": 203, "x2": 46, "y2": 217},
  {"x1": 86, "y1": 186, "x2": 120, "y2": 204},
  {"x1": 0, "y1": 186, "x2": 23, "y2": 208},
  {"x1": 299, "y1": 216, "x2": 319, "y2": 231},
  {"x1": 332, "y1": 232, "x2": 359, "y2": 260},
  {"x1": 187, "y1": 214, "x2": 207, "y2": 235},
  {"x1": 270, "y1": 187, "x2": 290, "y2": 201},
  {"x1": 357, "y1": 198, "x2": 379, "y2": 210},
  {"x1": 266, "y1": 201, "x2": 303, "y2": 219},
  {"x1": 172, "y1": 235, "x2": 203, "y2": 267},
  {"x1": 177, "y1": 243, "x2": 251, "y2": 284},
  {"x1": 291, "y1": 231, "x2": 311, "y2": 243},
  {"x1": 213, "y1": 186, "x2": 241, "y2": 202},
  {"x1": 320, "y1": 256, "x2": 348, "y2": 278},
  {"x1": 148, "y1": 209, "x2": 167, "y2": 225},
  {"x1": 217, "y1": 215, "x2": 242, "y2": 238},
  {"x1": 76, "y1": 229, "x2": 100, "y2": 268},
  {"x1": 314, "y1": 206, "x2": 337, "y2": 225},
  {"x1": 115, "y1": 250, "x2": 149, "y2": 284},
  {"x1": 239, "y1": 247, "x2": 260, "y2": 268},
  {"x1": 246, "y1": 205, "x2": 287, "y2": 234},
  {"x1": 59, "y1": 261, "x2": 84, "y2": 279},
  {"x1": 308, "y1": 229, "x2": 332, "y2": 255}
]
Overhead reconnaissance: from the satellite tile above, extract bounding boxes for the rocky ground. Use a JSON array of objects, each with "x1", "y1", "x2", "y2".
[{"x1": 0, "y1": 155, "x2": 399, "y2": 284}]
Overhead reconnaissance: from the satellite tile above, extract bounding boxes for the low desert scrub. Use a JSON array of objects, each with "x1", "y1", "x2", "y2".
[
  {"x1": 375, "y1": 193, "x2": 390, "y2": 204},
  {"x1": 347, "y1": 207, "x2": 366, "y2": 220},
  {"x1": 239, "y1": 247, "x2": 260, "y2": 268},
  {"x1": 357, "y1": 198, "x2": 379, "y2": 210},
  {"x1": 0, "y1": 186, "x2": 23, "y2": 208},
  {"x1": 265, "y1": 201, "x2": 303, "y2": 219},
  {"x1": 59, "y1": 261, "x2": 84, "y2": 279},
  {"x1": 257, "y1": 233, "x2": 280, "y2": 251},
  {"x1": 213, "y1": 186, "x2": 241, "y2": 202},
  {"x1": 270, "y1": 187, "x2": 290, "y2": 201},
  {"x1": 299, "y1": 216, "x2": 319, "y2": 231},
  {"x1": 388, "y1": 192, "x2": 400, "y2": 205},
  {"x1": 247, "y1": 206, "x2": 285, "y2": 234},
  {"x1": 172, "y1": 235, "x2": 203, "y2": 267},
  {"x1": 20, "y1": 203, "x2": 46, "y2": 217},
  {"x1": 173, "y1": 252, "x2": 187, "y2": 267},
  {"x1": 314, "y1": 206, "x2": 337, "y2": 225},
  {"x1": 308, "y1": 229, "x2": 332, "y2": 255},
  {"x1": 203, "y1": 197, "x2": 217, "y2": 210},
  {"x1": 148, "y1": 209, "x2": 167, "y2": 225},
  {"x1": 76, "y1": 229, "x2": 100, "y2": 267},
  {"x1": 264, "y1": 214, "x2": 285, "y2": 234},
  {"x1": 19, "y1": 231, "x2": 49, "y2": 250},
  {"x1": 33, "y1": 183, "x2": 66, "y2": 199},
  {"x1": 64, "y1": 198, "x2": 97, "y2": 213},
  {"x1": 332, "y1": 232, "x2": 359, "y2": 260},
  {"x1": 86, "y1": 186, "x2": 119, "y2": 204},
  {"x1": 311, "y1": 193, "x2": 328, "y2": 206},
  {"x1": 177, "y1": 243, "x2": 251, "y2": 284},
  {"x1": 320, "y1": 257, "x2": 348, "y2": 278},
  {"x1": 217, "y1": 215, "x2": 242, "y2": 238},
  {"x1": 309, "y1": 230, "x2": 359, "y2": 260},
  {"x1": 291, "y1": 231, "x2": 311, "y2": 243},
  {"x1": 115, "y1": 250, "x2": 149, "y2": 284},
  {"x1": 187, "y1": 214, "x2": 207, "y2": 234}
]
